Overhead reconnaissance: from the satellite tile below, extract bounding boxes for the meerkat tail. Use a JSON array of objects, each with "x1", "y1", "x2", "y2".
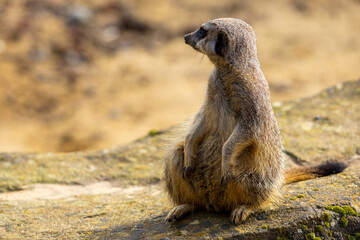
[{"x1": 284, "y1": 161, "x2": 347, "y2": 184}]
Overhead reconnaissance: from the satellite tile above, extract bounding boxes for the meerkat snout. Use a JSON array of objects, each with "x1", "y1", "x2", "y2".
[
  {"x1": 184, "y1": 24, "x2": 227, "y2": 59},
  {"x1": 184, "y1": 26, "x2": 208, "y2": 50},
  {"x1": 183, "y1": 33, "x2": 198, "y2": 48},
  {"x1": 184, "y1": 34, "x2": 191, "y2": 44}
]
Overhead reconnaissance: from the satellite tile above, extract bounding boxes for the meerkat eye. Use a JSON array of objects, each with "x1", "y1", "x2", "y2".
[{"x1": 197, "y1": 27, "x2": 207, "y2": 39}]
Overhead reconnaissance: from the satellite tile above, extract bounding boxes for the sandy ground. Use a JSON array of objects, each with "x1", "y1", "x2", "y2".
[
  {"x1": 0, "y1": 182, "x2": 145, "y2": 201},
  {"x1": 0, "y1": 0, "x2": 359, "y2": 152}
]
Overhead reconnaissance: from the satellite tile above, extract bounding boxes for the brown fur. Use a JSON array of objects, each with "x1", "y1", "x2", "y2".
[
  {"x1": 164, "y1": 18, "x2": 345, "y2": 225},
  {"x1": 284, "y1": 161, "x2": 347, "y2": 184}
]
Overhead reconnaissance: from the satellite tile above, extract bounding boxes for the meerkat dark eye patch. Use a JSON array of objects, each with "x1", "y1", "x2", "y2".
[
  {"x1": 197, "y1": 27, "x2": 207, "y2": 39},
  {"x1": 215, "y1": 33, "x2": 226, "y2": 56}
]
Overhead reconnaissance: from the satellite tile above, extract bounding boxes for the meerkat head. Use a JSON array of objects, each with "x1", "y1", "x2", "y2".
[{"x1": 184, "y1": 18, "x2": 259, "y2": 68}]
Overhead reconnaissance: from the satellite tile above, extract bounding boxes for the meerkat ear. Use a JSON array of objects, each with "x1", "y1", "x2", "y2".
[{"x1": 215, "y1": 32, "x2": 227, "y2": 56}]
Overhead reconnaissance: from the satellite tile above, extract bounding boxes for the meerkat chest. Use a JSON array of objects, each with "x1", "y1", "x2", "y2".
[{"x1": 205, "y1": 85, "x2": 237, "y2": 137}]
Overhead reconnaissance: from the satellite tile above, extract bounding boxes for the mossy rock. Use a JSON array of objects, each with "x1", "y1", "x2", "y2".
[{"x1": 0, "y1": 80, "x2": 360, "y2": 239}]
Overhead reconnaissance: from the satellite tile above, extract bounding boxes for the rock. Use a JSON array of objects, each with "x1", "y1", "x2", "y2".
[
  {"x1": 65, "y1": 5, "x2": 92, "y2": 26},
  {"x1": 99, "y1": 25, "x2": 120, "y2": 43},
  {"x1": 0, "y1": 80, "x2": 359, "y2": 239}
]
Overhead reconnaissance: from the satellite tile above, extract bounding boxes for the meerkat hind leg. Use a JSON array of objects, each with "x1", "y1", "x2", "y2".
[
  {"x1": 230, "y1": 205, "x2": 253, "y2": 225},
  {"x1": 165, "y1": 204, "x2": 195, "y2": 222}
]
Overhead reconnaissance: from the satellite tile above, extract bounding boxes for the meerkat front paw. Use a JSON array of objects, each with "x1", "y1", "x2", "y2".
[
  {"x1": 220, "y1": 165, "x2": 232, "y2": 188},
  {"x1": 220, "y1": 174, "x2": 230, "y2": 188},
  {"x1": 182, "y1": 165, "x2": 192, "y2": 178},
  {"x1": 165, "y1": 204, "x2": 195, "y2": 222},
  {"x1": 230, "y1": 205, "x2": 252, "y2": 225},
  {"x1": 221, "y1": 145, "x2": 233, "y2": 188},
  {"x1": 183, "y1": 146, "x2": 195, "y2": 178},
  {"x1": 221, "y1": 172, "x2": 232, "y2": 188}
]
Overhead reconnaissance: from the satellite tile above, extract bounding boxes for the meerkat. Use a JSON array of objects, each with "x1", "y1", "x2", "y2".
[{"x1": 164, "y1": 18, "x2": 346, "y2": 225}]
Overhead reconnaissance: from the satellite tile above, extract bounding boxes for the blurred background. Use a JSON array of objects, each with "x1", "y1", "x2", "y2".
[{"x1": 0, "y1": 0, "x2": 359, "y2": 153}]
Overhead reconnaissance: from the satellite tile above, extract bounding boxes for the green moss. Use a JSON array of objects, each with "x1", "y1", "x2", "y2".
[
  {"x1": 324, "y1": 222, "x2": 329, "y2": 228},
  {"x1": 306, "y1": 232, "x2": 315, "y2": 240},
  {"x1": 261, "y1": 225, "x2": 268, "y2": 229},
  {"x1": 148, "y1": 129, "x2": 159, "y2": 137},
  {"x1": 313, "y1": 188, "x2": 320, "y2": 191},
  {"x1": 326, "y1": 205, "x2": 346, "y2": 215},
  {"x1": 315, "y1": 225, "x2": 323, "y2": 232},
  {"x1": 327, "y1": 231, "x2": 332, "y2": 236},
  {"x1": 302, "y1": 225, "x2": 308, "y2": 230},
  {"x1": 355, "y1": 233, "x2": 360, "y2": 240},
  {"x1": 305, "y1": 232, "x2": 323, "y2": 240},
  {"x1": 175, "y1": 231, "x2": 182, "y2": 236},
  {"x1": 322, "y1": 212, "x2": 331, "y2": 221},
  {"x1": 326, "y1": 205, "x2": 358, "y2": 217},
  {"x1": 340, "y1": 216, "x2": 348, "y2": 227},
  {"x1": 346, "y1": 235, "x2": 356, "y2": 240},
  {"x1": 320, "y1": 92, "x2": 328, "y2": 98},
  {"x1": 343, "y1": 205, "x2": 357, "y2": 216},
  {"x1": 275, "y1": 237, "x2": 288, "y2": 240},
  {"x1": 290, "y1": 194, "x2": 306, "y2": 200},
  {"x1": 332, "y1": 206, "x2": 346, "y2": 215}
]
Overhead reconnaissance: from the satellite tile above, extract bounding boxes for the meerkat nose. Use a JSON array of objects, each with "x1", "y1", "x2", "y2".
[{"x1": 184, "y1": 34, "x2": 191, "y2": 44}]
